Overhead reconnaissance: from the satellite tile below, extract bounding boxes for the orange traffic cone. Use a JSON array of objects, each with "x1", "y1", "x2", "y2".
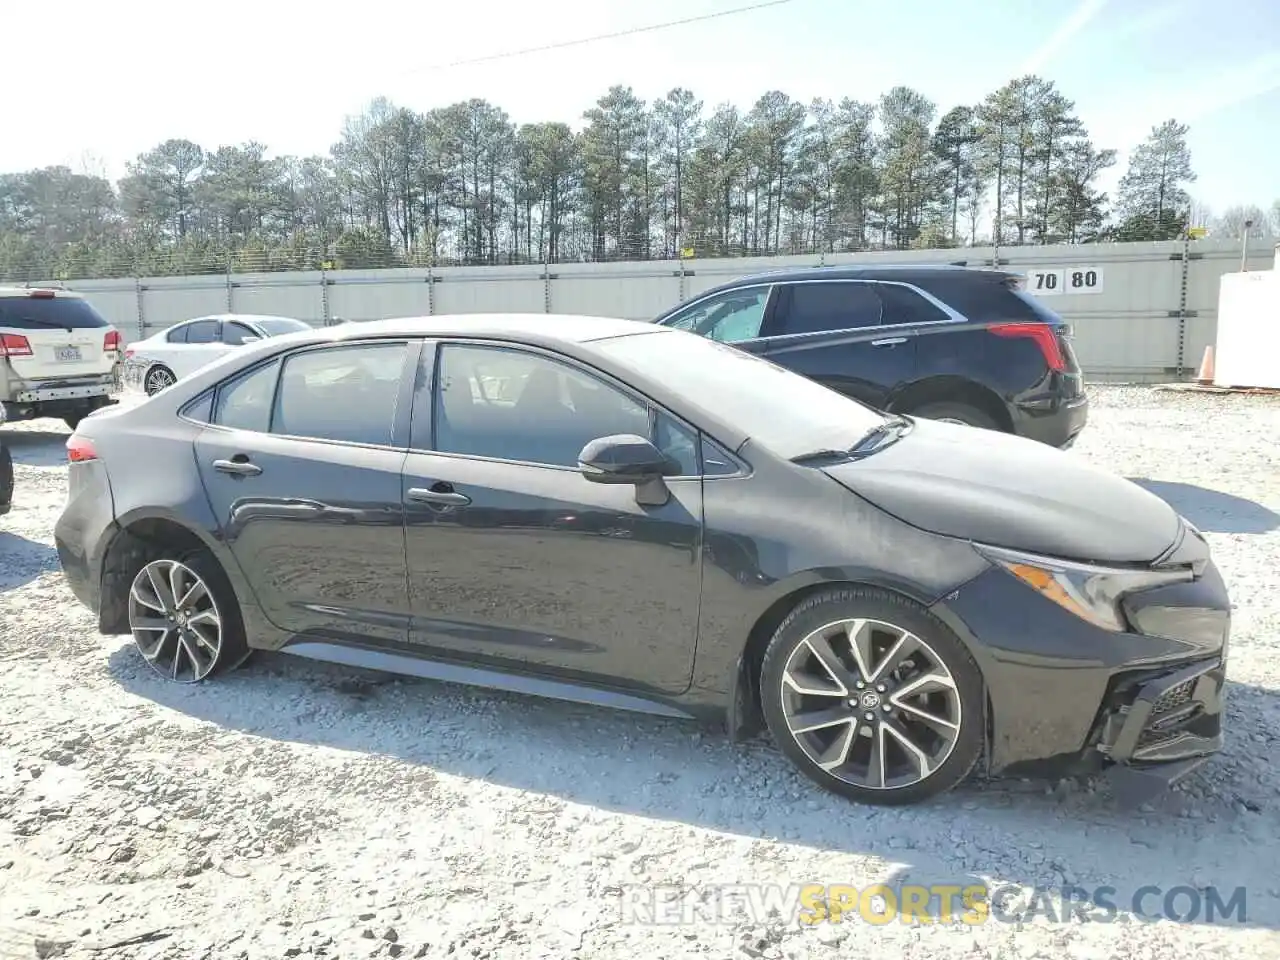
[{"x1": 1195, "y1": 345, "x2": 1215, "y2": 384}]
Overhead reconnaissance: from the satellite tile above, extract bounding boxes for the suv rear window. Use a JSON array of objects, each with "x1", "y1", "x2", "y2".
[
  {"x1": 0, "y1": 295, "x2": 110, "y2": 330},
  {"x1": 919, "y1": 276, "x2": 1066, "y2": 326}
]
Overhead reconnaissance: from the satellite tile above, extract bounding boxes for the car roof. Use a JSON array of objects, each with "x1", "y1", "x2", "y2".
[
  {"x1": 325, "y1": 313, "x2": 663, "y2": 345},
  {"x1": 178, "y1": 313, "x2": 304, "y2": 324},
  {"x1": 659, "y1": 263, "x2": 1018, "y2": 313},
  {"x1": 0, "y1": 286, "x2": 85, "y2": 299}
]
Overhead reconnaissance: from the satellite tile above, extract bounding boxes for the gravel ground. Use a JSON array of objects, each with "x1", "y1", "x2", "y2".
[{"x1": 2, "y1": 384, "x2": 1279, "y2": 960}]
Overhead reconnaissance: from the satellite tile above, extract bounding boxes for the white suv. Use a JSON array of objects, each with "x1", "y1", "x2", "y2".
[{"x1": 0, "y1": 287, "x2": 122, "y2": 429}]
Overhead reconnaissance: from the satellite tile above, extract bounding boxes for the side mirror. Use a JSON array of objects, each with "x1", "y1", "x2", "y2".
[
  {"x1": 579, "y1": 434, "x2": 679, "y2": 506},
  {"x1": 240, "y1": 335, "x2": 261, "y2": 344}
]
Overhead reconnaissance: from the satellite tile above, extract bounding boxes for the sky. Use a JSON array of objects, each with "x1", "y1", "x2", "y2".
[{"x1": 2, "y1": 0, "x2": 1278, "y2": 218}]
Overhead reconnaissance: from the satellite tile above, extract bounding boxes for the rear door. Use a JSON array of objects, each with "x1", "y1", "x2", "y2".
[
  {"x1": 758, "y1": 281, "x2": 916, "y2": 409},
  {"x1": 193, "y1": 339, "x2": 417, "y2": 645},
  {"x1": 0, "y1": 292, "x2": 117, "y2": 381},
  {"x1": 170, "y1": 319, "x2": 234, "y2": 378}
]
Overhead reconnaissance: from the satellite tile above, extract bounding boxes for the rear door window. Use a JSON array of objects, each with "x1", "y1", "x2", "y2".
[
  {"x1": 272, "y1": 342, "x2": 410, "y2": 447},
  {"x1": 876, "y1": 284, "x2": 952, "y2": 325},
  {"x1": 774, "y1": 282, "x2": 882, "y2": 336},
  {"x1": 214, "y1": 360, "x2": 281, "y2": 433},
  {"x1": 0, "y1": 295, "x2": 110, "y2": 331},
  {"x1": 184, "y1": 320, "x2": 221, "y2": 344},
  {"x1": 222, "y1": 322, "x2": 259, "y2": 345}
]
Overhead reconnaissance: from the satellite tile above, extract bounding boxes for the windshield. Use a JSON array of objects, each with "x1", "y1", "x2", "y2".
[
  {"x1": 253, "y1": 317, "x2": 312, "y2": 337},
  {"x1": 594, "y1": 330, "x2": 886, "y2": 459}
]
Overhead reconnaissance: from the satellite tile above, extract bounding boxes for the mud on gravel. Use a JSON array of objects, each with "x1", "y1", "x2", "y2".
[{"x1": 1, "y1": 385, "x2": 1279, "y2": 959}]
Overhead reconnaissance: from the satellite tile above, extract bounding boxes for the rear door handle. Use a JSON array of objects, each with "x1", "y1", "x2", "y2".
[
  {"x1": 407, "y1": 486, "x2": 471, "y2": 507},
  {"x1": 212, "y1": 457, "x2": 262, "y2": 477},
  {"x1": 871, "y1": 337, "x2": 908, "y2": 347}
]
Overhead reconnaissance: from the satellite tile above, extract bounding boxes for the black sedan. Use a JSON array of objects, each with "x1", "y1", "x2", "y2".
[{"x1": 54, "y1": 314, "x2": 1228, "y2": 806}]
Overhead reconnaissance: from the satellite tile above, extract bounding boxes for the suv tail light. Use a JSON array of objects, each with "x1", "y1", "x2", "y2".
[
  {"x1": 66, "y1": 436, "x2": 98, "y2": 462},
  {"x1": 104, "y1": 329, "x2": 121, "y2": 352},
  {"x1": 0, "y1": 333, "x2": 33, "y2": 358},
  {"x1": 989, "y1": 322, "x2": 1066, "y2": 372}
]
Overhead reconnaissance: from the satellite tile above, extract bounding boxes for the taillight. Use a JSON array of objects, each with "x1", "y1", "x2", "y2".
[
  {"x1": 989, "y1": 322, "x2": 1065, "y2": 372},
  {"x1": 0, "y1": 333, "x2": 33, "y2": 358},
  {"x1": 66, "y1": 436, "x2": 98, "y2": 462},
  {"x1": 27, "y1": 289, "x2": 57, "y2": 299},
  {"x1": 104, "y1": 330, "x2": 121, "y2": 352}
]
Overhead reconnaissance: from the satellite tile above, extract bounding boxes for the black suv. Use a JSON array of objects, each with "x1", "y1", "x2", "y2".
[{"x1": 653, "y1": 265, "x2": 1088, "y2": 448}]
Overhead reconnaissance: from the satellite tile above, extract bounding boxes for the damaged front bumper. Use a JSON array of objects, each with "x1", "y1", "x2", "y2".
[{"x1": 1096, "y1": 657, "x2": 1226, "y2": 805}]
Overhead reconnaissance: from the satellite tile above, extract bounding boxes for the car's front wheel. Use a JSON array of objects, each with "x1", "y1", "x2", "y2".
[
  {"x1": 759, "y1": 586, "x2": 985, "y2": 806},
  {"x1": 127, "y1": 549, "x2": 248, "y2": 683}
]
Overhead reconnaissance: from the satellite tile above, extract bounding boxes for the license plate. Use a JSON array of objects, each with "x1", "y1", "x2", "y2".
[{"x1": 56, "y1": 346, "x2": 82, "y2": 362}]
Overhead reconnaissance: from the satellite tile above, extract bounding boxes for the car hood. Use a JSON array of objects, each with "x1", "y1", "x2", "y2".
[{"x1": 820, "y1": 418, "x2": 1182, "y2": 565}]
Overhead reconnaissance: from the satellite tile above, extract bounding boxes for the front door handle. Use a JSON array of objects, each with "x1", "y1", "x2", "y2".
[
  {"x1": 871, "y1": 337, "x2": 908, "y2": 347},
  {"x1": 407, "y1": 486, "x2": 471, "y2": 507},
  {"x1": 212, "y1": 457, "x2": 262, "y2": 477}
]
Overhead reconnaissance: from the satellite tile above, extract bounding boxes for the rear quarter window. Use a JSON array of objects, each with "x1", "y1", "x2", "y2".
[
  {"x1": 0, "y1": 296, "x2": 110, "y2": 330},
  {"x1": 921, "y1": 277, "x2": 1066, "y2": 326}
]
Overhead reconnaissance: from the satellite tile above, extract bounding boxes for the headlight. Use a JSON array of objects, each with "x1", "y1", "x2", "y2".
[{"x1": 977, "y1": 544, "x2": 1193, "y2": 632}]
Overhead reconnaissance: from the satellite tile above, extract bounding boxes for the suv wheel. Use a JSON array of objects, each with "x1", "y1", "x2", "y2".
[
  {"x1": 759, "y1": 586, "x2": 985, "y2": 806},
  {"x1": 910, "y1": 401, "x2": 999, "y2": 430}
]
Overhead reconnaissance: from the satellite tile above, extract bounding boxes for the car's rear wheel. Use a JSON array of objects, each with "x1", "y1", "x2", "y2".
[
  {"x1": 759, "y1": 586, "x2": 985, "y2": 806},
  {"x1": 144, "y1": 365, "x2": 176, "y2": 395},
  {"x1": 127, "y1": 549, "x2": 248, "y2": 683},
  {"x1": 909, "y1": 400, "x2": 1000, "y2": 430}
]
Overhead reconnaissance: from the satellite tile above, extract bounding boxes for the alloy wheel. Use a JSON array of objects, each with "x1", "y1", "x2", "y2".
[
  {"x1": 779, "y1": 618, "x2": 962, "y2": 790},
  {"x1": 145, "y1": 368, "x2": 175, "y2": 394},
  {"x1": 128, "y1": 559, "x2": 223, "y2": 683}
]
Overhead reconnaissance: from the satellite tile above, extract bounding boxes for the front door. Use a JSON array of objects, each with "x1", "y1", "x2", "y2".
[
  {"x1": 759, "y1": 281, "x2": 918, "y2": 409},
  {"x1": 402, "y1": 341, "x2": 704, "y2": 694},
  {"x1": 171, "y1": 319, "x2": 235, "y2": 379},
  {"x1": 193, "y1": 340, "x2": 416, "y2": 645}
]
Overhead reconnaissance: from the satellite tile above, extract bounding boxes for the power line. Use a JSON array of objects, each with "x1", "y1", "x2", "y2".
[{"x1": 410, "y1": 0, "x2": 796, "y2": 73}]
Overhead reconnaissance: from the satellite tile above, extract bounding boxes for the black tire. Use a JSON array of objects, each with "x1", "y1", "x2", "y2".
[
  {"x1": 758, "y1": 586, "x2": 985, "y2": 806},
  {"x1": 125, "y1": 546, "x2": 250, "y2": 683},
  {"x1": 909, "y1": 400, "x2": 1000, "y2": 431},
  {"x1": 0, "y1": 443, "x2": 12, "y2": 515},
  {"x1": 144, "y1": 365, "x2": 176, "y2": 396}
]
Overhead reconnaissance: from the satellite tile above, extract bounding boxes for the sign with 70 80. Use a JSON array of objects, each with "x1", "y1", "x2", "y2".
[{"x1": 1024, "y1": 267, "x2": 1104, "y2": 296}]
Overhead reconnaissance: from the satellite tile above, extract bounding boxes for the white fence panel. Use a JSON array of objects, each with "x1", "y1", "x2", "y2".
[
  {"x1": 140, "y1": 277, "x2": 229, "y2": 339},
  {"x1": 327, "y1": 270, "x2": 432, "y2": 321},
  {"x1": 35, "y1": 239, "x2": 1276, "y2": 380},
  {"x1": 434, "y1": 266, "x2": 544, "y2": 315},
  {"x1": 230, "y1": 272, "x2": 325, "y2": 322}
]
